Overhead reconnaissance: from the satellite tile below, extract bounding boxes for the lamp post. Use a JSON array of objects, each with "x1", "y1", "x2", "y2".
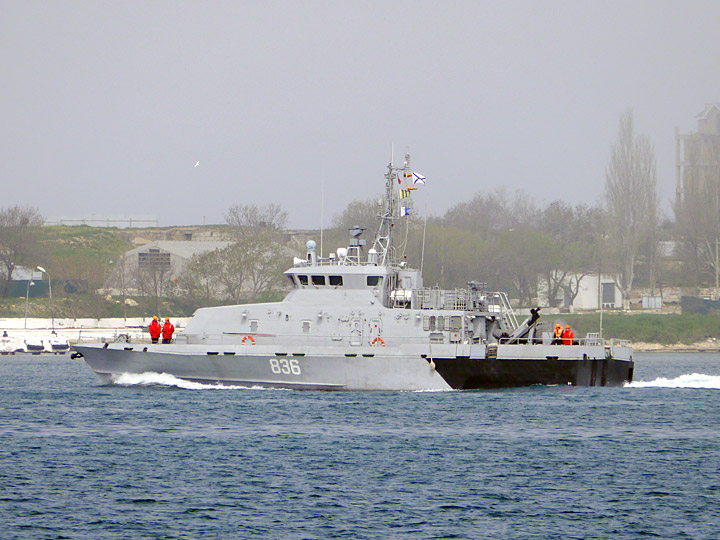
[
  {"x1": 24, "y1": 279, "x2": 35, "y2": 329},
  {"x1": 118, "y1": 254, "x2": 127, "y2": 325},
  {"x1": 36, "y1": 266, "x2": 54, "y2": 332}
]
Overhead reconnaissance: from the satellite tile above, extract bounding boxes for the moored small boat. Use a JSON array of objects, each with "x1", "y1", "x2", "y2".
[
  {"x1": 45, "y1": 334, "x2": 70, "y2": 354},
  {"x1": 0, "y1": 334, "x2": 25, "y2": 355}
]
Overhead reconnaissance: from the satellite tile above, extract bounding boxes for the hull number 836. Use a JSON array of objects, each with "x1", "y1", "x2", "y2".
[{"x1": 269, "y1": 358, "x2": 302, "y2": 375}]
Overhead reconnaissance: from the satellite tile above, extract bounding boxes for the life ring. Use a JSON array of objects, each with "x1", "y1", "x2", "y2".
[
  {"x1": 371, "y1": 337, "x2": 385, "y2": 347},
  {"x1": 241, "y1": 335, "x2": 256, "y2": 345}
]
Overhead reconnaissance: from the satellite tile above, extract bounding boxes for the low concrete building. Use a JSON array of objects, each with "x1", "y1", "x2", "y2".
[
  {"x1": 1, "y1": 264, "x2": 49, "y2": 298},
  {"x1": 110, "y1": 240, "x2": 230, "y2": 293},
  {"x1": 538, "y1": 273, "x2": 623, "y2": 311}
]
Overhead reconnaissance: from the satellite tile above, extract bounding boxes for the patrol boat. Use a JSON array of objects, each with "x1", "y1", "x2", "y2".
[{"x1": 74, "y1": 155, "x2": 634, "y2": 390}]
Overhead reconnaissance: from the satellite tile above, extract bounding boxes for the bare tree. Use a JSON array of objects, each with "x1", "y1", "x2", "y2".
[
  {"x1": 443, "y1": 189, "x2": 539, "y2": 240},
  {"x1": 114, "y1": 254, "x2": 130, "y2": 322},
  {"x1": 181, "y1": 249, "x2": 224, "y2": 302},
  {"x1": 224, "y1": 240, "x2": 289, "y2": 301},
  {"x1": 225, "y1": 203, "x2": 288, "y2": 242},
  {"x1": 0, "y1": 205, "x2": 44, "y2": 297},
  {"x1": 605, "y1": 111, "x2": 659, "y2": 309},
  {"x1": 499, "y1": 229, "x2": 556, "y2": 307},
  {"x1": 331, "y1": 197, "x2": 381, "y2": 233},
  {"x1": 535, "y1": 201, "x2": 598, "y2": 307}
]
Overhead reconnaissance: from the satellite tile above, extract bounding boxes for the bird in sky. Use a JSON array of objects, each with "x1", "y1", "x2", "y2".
[{"x1": 194, "y1": 161, "x2": 200, "y2": 168}]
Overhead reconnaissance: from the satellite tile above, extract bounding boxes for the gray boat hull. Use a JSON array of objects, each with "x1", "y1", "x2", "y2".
[{"x1": 74, "y1": 342, "x2": 633, "y2": 391}]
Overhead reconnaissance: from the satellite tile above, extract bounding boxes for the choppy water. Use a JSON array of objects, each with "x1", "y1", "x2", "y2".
[{"x1": 1, "y1": 352, "x2": 719, "y2": 540}]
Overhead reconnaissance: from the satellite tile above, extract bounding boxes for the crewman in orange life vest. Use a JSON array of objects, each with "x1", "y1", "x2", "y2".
[
  {"x1": 162, "y1": 317, "x2": 175, "y2": 344},
  {"x1": 563, "y1": 324, "x2": 574, "y2": 345},
  {"x1": 149, "y1": 315, "x2": 162, "y2": 344}
]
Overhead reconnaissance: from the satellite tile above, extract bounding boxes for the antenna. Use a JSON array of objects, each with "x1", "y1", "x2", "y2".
[
  {"x1": 320, "y1": 163, "x2": 325, "y2": 258},
  {"x1": 599, "y1": 276, "x2": 604, "y2": 339},
  {"x1": 420, "y1": 204, "x2": 428, "y2": 274}
]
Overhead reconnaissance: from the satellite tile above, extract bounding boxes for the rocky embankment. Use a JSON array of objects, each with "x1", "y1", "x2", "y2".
[{"x1": 632, "y1": 340, "x2": 720, "y2": 353}]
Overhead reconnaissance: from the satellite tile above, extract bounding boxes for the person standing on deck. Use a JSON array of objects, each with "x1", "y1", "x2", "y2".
[
  {"x1": 552, "y1": 324, "x2": 564, "y2": 345},
  {"x1": 563, "y1": 324, "x2": 574, "y2": 345},
  {"x1": 149, "y1": 316, "x2": 162, "y2": 344},
  {"x1": 162, "y1": 317, "x2": 175, "y2": 344}
]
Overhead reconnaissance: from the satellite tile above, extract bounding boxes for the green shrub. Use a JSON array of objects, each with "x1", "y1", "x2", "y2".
[{"x1": 550, "y1": 313, "x2": 720, "y2": 344}]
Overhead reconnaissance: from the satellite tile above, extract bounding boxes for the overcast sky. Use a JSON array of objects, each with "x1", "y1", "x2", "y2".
[{"x1": 2, "y1": 0, "x2": 719, "y2": 229}]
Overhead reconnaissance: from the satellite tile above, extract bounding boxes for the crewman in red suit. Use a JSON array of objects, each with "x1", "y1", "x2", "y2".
[
  {"x1": 149, "y1": 315, "x2": 161, "y2": 344},
  {"x1": 162, "y1": 317, "x2": 175, "y2": 344},
  {"x1": 563, "y1": 324, "x2": 574, "y2": 345}
]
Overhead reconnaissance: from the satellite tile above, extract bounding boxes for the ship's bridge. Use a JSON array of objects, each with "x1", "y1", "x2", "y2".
[{"x1": 284, "y1": 239, "x2": 423, "y2": 307}]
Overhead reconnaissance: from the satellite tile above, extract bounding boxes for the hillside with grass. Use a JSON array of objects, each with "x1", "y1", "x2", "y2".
[
  {"x1": 550, "y1": 313, "x2": 720, "y2": 346},
  {"x1": 4, "y1": 226, "x2": 211, "y2": 319}
]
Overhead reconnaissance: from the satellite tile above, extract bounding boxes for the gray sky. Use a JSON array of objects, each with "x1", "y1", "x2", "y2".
[{"x1": 2, "y1": 0, "x2": 719, "y2": 228}]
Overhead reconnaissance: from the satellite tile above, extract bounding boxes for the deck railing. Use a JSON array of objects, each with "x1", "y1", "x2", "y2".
[{"x1": 70, "y1": 330, "x2": 631, "y2": 349}]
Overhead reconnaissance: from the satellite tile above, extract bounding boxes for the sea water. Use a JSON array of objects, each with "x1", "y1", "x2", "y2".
[{"x1": 1, "y1": 352, "x2": 719, "y2": 540}]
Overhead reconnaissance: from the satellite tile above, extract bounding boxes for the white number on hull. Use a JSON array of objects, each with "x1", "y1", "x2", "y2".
[{"x1": 269, "y1": 358, "x2": 302, "y2": 375}]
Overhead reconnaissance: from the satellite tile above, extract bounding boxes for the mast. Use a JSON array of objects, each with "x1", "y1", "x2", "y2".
[{"x1": 372, "y1": 151, "x2": 412, "y2": 266}]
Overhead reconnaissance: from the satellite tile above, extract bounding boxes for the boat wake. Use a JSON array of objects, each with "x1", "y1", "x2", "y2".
[
  {"x1": 110, "y1": 372, "x2": 264, "y2": 390},
  {"x1": 626, "y1": 373, "x2": 720, "y2": 389}
]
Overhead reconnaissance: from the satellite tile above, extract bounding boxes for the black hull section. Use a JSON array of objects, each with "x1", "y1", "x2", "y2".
[{"x1": 433, "y1": 357, "x2": 634, "y2": 389}]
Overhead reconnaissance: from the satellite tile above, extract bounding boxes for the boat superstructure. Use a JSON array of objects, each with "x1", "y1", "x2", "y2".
[{"x1": 74, "y1": 153, "x2": 633, "y2": 390}]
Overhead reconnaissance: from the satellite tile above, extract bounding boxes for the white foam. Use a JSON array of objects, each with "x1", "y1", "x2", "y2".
[
  {"x1": 626, "y1": 373, "x2": 720, "y2": 389},
  {"x1": 110, "y1": 372, "x2": 259, "y2": 390}
]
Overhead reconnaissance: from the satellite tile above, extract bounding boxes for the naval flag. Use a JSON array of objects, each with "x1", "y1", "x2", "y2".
[{"x1": 412, "y1": 172, "x2": 426, "y2": 185}]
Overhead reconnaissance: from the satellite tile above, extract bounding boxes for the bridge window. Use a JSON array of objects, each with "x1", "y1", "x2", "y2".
[
  {"x1": 298, "y1": 275, "x2": 308, "y2": 286},
  {"x1": 367, "y1": 276, "x2": 383, "y2": 287},
  {"x1": 329, "y1": 275, "x2": 343, "y2": 286},
  {"x1": 312, "y1": 275, "x2": 326, "y2": 286}
]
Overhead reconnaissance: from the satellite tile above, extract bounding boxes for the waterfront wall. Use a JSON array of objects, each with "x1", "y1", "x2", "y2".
[{"x1": 0, "y1": 317, "x2": 192, "y2": 344}]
